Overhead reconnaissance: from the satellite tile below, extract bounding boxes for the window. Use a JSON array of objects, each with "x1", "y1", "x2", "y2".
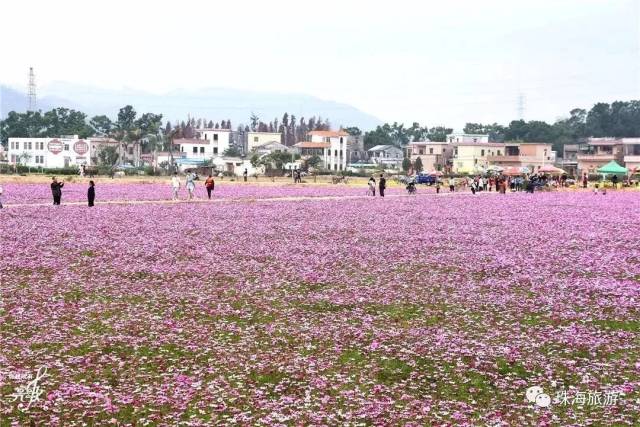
[
  {"x1": 254, "y1": 137, "x2": 259, "y2": 142},
  {"x1": 442, "y1": 148, "x2": 446, "y2": 153},
  {"x1": 340, "y1": 137, "x2": 343, "y2": 144},
  {"x1": 64, "y1": 144, "x2": 69, "y2": 151},
  {"x1": 334, "y1": 164, "x2": 337, "y2": 170},
  {"x1": 193, "y1": 147, "x2": 198, "y2": 153},
  {"x1": 334, "y1": 150, "x2": 338, "y2": 157},
  {"x1": 213, "y1": 147, "x2": 218, "y2": 154},
  {"x1": 429, "y1": 148, "x2": 433, "y2": 154},
  {"x1": 497, "y1": 150, "x2": 502, "y2": 156},
  {"x1": 473, "y1": 138, "x2": 478, "y2": 143},
  {"x1": 474, "y1": 159, "x2": 478, "y2": 164},
  {"x1": 200, "y1": 147, "x2": 205, "y2": 154},
  {"x1": 419, "y1": 149, "x2": 424, "y2": 155},
  {"x1": 27, "y1": 142, "x2": 33, "y2": 149},
  {"x1": 214, "y1": 134, "x2": 219, "y2": 141},
  {"x1": 204, "y1": 134, "x2": 208, "y2": 140},
  {"x1": 481, "y1": 149, "x2": 485, "y2": 156}
]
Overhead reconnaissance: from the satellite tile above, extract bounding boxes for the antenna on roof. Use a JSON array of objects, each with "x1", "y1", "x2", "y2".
[{"x1": 27, "y1": 67, "x2": 37, "y2": 112}]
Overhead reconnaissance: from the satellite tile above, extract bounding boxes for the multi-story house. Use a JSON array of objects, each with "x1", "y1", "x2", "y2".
[
  {"x1": 486, "y1": 142, "x2": 555, "y2": 172},
  {"x1": 406, "y1": 140, "x2": 454, "y2": 172},
  {"x1": 622, "y1": 138, "x2": 640, "y2": 172},
  {"x1": 576, "y1": 138, "x2": 624, "y2": 176}
]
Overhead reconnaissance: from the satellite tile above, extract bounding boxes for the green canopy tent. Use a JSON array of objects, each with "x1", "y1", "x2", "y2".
[
  {"x1": 597, "y1": 161, "x2": 628, "y2": 186},
  {"x1": 597, "y1": 161, "x2": 628, "y2": 175}
]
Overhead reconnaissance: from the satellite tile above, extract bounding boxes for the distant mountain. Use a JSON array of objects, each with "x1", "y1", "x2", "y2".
[
  {"x1": 1, "y1": 82, "x2": 382, "y2": 130},
  {"x1": 0, "y1": 85, "x2": 76, "y2": 118}
]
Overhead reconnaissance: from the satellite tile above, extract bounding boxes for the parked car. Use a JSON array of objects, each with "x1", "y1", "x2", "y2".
[{"x1": 415, "y1": 173, "x2": 437, "y2": 185}]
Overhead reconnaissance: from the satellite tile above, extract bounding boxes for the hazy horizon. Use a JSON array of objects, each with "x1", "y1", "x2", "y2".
[{"x1": 1, "y1": 0, "x2": 639, "y2": 129}]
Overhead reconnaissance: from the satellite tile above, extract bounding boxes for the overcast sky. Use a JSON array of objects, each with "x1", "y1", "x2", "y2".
[{"x1": 1, "y1": 0, "x2": 639, "y2": 128}]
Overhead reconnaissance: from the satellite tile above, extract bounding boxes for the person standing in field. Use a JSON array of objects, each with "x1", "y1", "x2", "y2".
[
  {"x1": 205, "y1": 174, "x2": 215, "y2": 199},
  {"x1": 51, "y1": 177, "x2": 64, "y2": 205},
  {"x1": 449, "y1": 177, "x2": 455, "y2": 192},
  {"x1": 243, "y1": 168, "x2": 248, "y2": 182},
  {"x1": 171, "y1": 173, "x2": 181, "y2": 200},
  {"x1": 378, "y1": 174, "x2": 386, "y2": 197},
  {"x1": 87, "y1": 181, "x2": 95, "y2": 207},
  {"x1": 0, "y1": 182, "x2": 4, "y2": 208},
  {"x1": 368, "y1": 176, "x2": 376, "y2": 196},
  {"x1": 186, "y1": 172, "x2": 196, "y2": 200}
]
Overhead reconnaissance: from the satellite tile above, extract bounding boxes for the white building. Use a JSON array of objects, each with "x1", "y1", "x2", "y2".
[
  {"x1": 306, "y1": 130, "x2": 349, "y2": 172},
  {"x1": 196, "y1": 129, "x2": 232, "y2": 155},
  {"x1": 247, "y1": 131, "x2": 282, "y2": 152},
  {"x1": 8, "y1": 135, "x2": 92, "y2": 168},
  {"x1": 447, "y1": 132, "x2": 490, "y2": 144},
  {"x1": 173, "y1": 138, "x2": 220, "y2": 160},
  {"x1": 368, "y1": 145, "x2": 404, "y2": 169}
]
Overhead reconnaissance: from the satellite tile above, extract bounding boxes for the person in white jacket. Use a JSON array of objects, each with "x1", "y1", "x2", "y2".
[{"x1": 171, "y1": 173, "x2": 181, "y2": 200}]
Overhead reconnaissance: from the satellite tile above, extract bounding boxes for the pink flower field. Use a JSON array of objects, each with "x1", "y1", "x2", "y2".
[
  {"x1": 1, "y1": 188, "x2": 639, "y2": 425},
  {"x1": 0, "y1": 182, "x2": 403, "y2": 205}
]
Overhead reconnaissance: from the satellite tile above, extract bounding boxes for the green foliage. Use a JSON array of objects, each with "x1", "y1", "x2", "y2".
[
  {"x1": 402, "y1": 157, "x2": 411, "y2": 173},
  {"x1": 223, "y1": 146, "x2": 242, "y2": 157},
  {"x1": 90, "y1": 115, "x2": 113, "y2": 135},
  {"x1": 306, "y1": 155, "x2": 322, "y2": 169},
  {"x1": 343, "y1": 126, "x2": 362, "y2": 136},
  {"x1": 98, "y1": 146, "x2": 119, "y2": 167},
  {"x1": 364, "y1": 122, "x2": 453, "y2": 149},
  {"x1": 414, "y1": 157, "x2": 423, "y2": 173}
]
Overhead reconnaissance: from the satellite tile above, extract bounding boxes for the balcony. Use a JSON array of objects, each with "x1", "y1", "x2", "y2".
[
  {"x1": 486, "y1": 155, "x2": 541, "y2": 164},
  {"x1": 576, "y1": 154, "x2": 614, "y2": 162}
]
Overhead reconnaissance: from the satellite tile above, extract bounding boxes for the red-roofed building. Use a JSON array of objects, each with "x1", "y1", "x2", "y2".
[{"x1": 302, "y1": 131, "x2": 348, "y2": 171}]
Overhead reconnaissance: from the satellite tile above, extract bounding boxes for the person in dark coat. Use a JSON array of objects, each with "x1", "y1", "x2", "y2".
[
  {"x1": 88, "y1": 180, "x2": 95, "y2": 207},
  {"x1": 378, "y1": 174, "x2": 386, "y2": 197},
  {"x1": 51, "y1": 177, "x2": 64, "y2": 205}
]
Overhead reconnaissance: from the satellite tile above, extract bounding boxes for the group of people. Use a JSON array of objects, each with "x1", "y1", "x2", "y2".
[
  {"x1": 171, "y1": 172, "x2": 217, "y2": 200},
  {"x1": 367, "y1": 174, "x2": 387, "y2": 197},
  {"x1": 46, "y1": 177, "x2": 96, "y2": 207}
]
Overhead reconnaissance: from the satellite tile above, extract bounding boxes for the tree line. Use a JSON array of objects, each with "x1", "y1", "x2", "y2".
[
  {"x1": 362, "y1": 101, "x2": 640, "y2": 155},
  {"x1": 3, "y1": 100, "x2": 640, "y2": 159}
]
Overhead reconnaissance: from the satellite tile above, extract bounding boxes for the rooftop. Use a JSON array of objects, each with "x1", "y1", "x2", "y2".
[
  {"x1": 368, "y1": 145, "x2": 401, "y2": 151},
  {"x1": 308, "y1": 130, "x2": 349, "y2": 137},
  {"x1": 294, "y1": 141, "x2": 330, "y2": 149},
  {"x1": 173, "y1": 138, "x2": 209, "y2": 145}
]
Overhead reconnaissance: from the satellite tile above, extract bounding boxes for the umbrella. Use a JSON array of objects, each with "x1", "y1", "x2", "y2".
[
  {"x1": 597, "y1": 161, "x2": 628, "y2": 174},
  {"x1": 538, "y1": 165, "x2": 566, "y2": 175}
]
